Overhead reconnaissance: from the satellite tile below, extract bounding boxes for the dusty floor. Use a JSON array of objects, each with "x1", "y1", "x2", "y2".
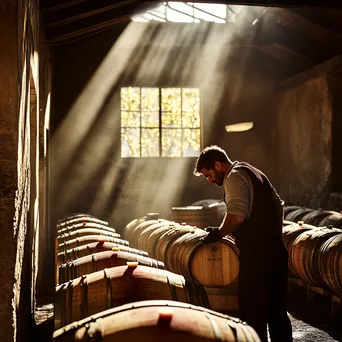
[
  {"x1": 289, "y1": 313, "x2": 341, "y2": 342},
  {"x1": 286, "y1": 286, "x2": 342, "y2": 342}
]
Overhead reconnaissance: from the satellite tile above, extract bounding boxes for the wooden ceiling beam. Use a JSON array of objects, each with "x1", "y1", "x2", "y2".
[
  {"x1": 44, "y1": 0, "x2": 140, "y2": 29},
  {"x1": 47, "y1": 15, "x2": 131, "y2": 45},
  {"x1": 267, "y1": 8, "x2": 342, "y2": 45},
  {"x1": 271, "y1": 43, "x2": 315, "y2": 65},
  {"x1": 42, "y1": 0, "x2": 90, "y2": 12},
  {"x1": 288, "y1": 8, "x2": 342, "y2": 36}
]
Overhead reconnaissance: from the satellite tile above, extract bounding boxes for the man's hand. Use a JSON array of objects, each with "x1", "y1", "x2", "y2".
[{"x1": 200, "y1": 227, "x2": 223, "y2": 243}]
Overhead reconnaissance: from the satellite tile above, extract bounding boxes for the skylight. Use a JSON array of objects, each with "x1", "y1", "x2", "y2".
[{"x1": 132, "y1": 2, "x2": 243, "y2": 24}]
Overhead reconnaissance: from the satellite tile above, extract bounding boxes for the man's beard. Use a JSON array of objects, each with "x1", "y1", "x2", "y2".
[{"x1": 213, "y1": 170, "x2": 225, "y2": 187}]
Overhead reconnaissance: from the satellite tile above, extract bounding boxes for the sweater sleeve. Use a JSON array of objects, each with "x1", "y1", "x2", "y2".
[{"x1": 224, "y1": 169, "x2": 253, "y2": 218}]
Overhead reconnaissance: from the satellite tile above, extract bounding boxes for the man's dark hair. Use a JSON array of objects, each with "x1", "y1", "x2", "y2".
[{"x1": 193, "y1": 145, "x2": 229, "y2": 176}]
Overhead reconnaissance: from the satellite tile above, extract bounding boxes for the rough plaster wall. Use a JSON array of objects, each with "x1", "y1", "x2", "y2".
[
  {"x1": 0, "y1": 2, "x2": 18, "y2": 341},
  {"x1": 275, "y1": 75, "x2": 332, "y2": 209},
  {"x1": 210, "y1": 69, "x2": 278, "y2": 186},
  {"x1": 51, "y1": 22, "x2": 279, "y2": 232}
]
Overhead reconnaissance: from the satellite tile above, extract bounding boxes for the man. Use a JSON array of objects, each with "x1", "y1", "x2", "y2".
[{"x1": 194, "y1": 145, "x2": 292, "y2": 342}]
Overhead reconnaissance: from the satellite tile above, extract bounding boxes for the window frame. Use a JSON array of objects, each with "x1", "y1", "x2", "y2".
[{"x1": 120, "y1": 86, "x2": 202, "y2": 158}]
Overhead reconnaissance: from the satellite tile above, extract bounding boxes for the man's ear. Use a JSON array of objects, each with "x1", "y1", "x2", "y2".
[{"x1": 214, "y1": 161, "x2": 222, "y2": 171}]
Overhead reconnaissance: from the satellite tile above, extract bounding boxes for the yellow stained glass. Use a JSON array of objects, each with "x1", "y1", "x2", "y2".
[
  {"x1": 142, "y1": 129, "x2": 159, "y2": 157},
  {"x1": 183, "y1": 129, "x2": 201, "y2": 156},
  {"x1": 162, "y1": 129, "x2": 182, "y2": 157},
  {"x1": 161, "y1": 88, "x2": 181, "y2": 127},
  {"x1": 121, "y1": 128, "x2": 140, "y2": 157},
  {"x1": 121, "y1": 111, "x2": 140, "y2": 127},
  {"x1": 121, "y1": 87, "x2": 140, "y2": 111}
]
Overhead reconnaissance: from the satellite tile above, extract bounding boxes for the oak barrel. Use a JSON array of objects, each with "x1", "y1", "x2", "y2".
[
  {"x1": 57, "y1": 228, "x2": 120, "y2": 244},
  {"x1": 57, "y1": 214, "x2": 108, "y2": 227},
  {"x1": 58, "y1": 235, "x2": 128, "y2": 252},
  {"x1": 136, "y1": 220, "x2": 182, "y2": 257},
  {"x1": 318, "y1": 232, "x2": 342, "y2": 297},
  {"x1": 319, "y1": 212, "x2": 342, "y2": 228},
  {"x1": 53, "y1": 300, "x2": 260, "y2": 342},
  {"x1": 166, "y1": 230, "x2": 239, "y2": 287},
  {"x1": 301, "y1": 210, "x2": 336, "y2": 227},
  {"x1": 59, "y1": 250, "x2": 165, "y2": 283},
  {"x1": 171, "y1": 202, "x2": 226, "y2": 229},
  {"x1": 57, "y1": 241, "x2": 148, "y2": 266},
  {"x1": 285, "y1": 208, "x2": 314, "y2": 223},
  {"x1": 123, "y1": 213, "x2": 161, "y2": 242},
  {"x1": 282, "y1": 222, "x2": 315, "y2": 276},
  {"x1": 58, "y1": 221, "x2": 116, "y2": 235},
  {"x1": 283, "y1": 205, "x2": 303, "y2": 216},
  {"x1": 126, "y1": 218, "x2": 239, "y2": 288},
  {"x1": 291, "y1": 227, "x2": 341, "y2": 287},
  {"x1": 55, "y1": 265, "x2": 209, "y2": 329}
]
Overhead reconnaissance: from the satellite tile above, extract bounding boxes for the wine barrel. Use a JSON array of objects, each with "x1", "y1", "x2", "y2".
[
  {"x1": 283, "y1": 205, "x2": 303, "y2": 216},
  {"x1": 127, "y1": 219, "x2": 167, "y2": 248},
  {"x1": 59, "y1": 250, "x2": 165, "y2": 283},
  {"x1": 166, "y1": 230, "x2": 239, "y2": 287},
  {"x1": 134, "y1": 219, "x2": 239, "y2": 288},
  {"x1": 57, "y1": 241, "x2": 148, "y2": 266},
  {"x1": 123, "y1": 213, "x2": 161, "y2": 242},
  {"x1": 154, "y1": 223, "x2": 199, "y2": 262},
  {"x1": 171, "y1": 203, "x2": 226, "y2": 229},
  {"x1": 57, "y1": 214, "x2": 108, "y2": 227},
  {"x1": 57, "y1": 228, "x2": 120, "y2": 244},
  {"x1": 319, "y1": 212, "x2": 342, "y2": 228},
  {"x1": 285, "y1": 208, "x2": 314, "y2": 222},
  {"x1": 291, "y1": 227, "x2": 341, "y2": 287},
  {"x1": 205, "y1": 286, "x2": 238, "y2": 313},
  {"x1": 58, "y1": 235, "x2": 128, "y2": 252},
  {"x1": 55, "y1": 265, "x2": 210, "y2": 329},
  {"x1": 283, "y1": 220, "x2": 295, "y2": 226},
  {"x1": 301, "y1": 210, "x2": 336, "y2": 226},
  {"x1": 319, "y1": 233, "x2": 342, "y2": 297},
  {"x1": 136, "y1": 220, "x2": 182, "y2": 257},
  {"x1": 57, "y1": 221, "x2": 116, "y2": 235},
  {"x1": 282, "y1": 222, "x2": 315, "y2": 276},
  {"x1": 53, "y1": 300, "x2": 261, "y2": 342}
]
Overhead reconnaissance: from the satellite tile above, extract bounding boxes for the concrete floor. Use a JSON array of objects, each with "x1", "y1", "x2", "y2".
[{"x1": 286, "y1": 286, "x2": 342, "y2": 342}]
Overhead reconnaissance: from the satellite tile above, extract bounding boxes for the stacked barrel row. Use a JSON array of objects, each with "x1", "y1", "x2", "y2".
[
  {"x1": 282, "y1": 218, "x2": 342, "y2": 298},
  {"x1": 53, "y1": 213, "x2": 260, "y2": 342},
  {"x1": 123, "y1": 214, "x2": 240, "y2": 313},
  {"x1": 284, "y1": 205, "x2": 342, "y2": 228}
]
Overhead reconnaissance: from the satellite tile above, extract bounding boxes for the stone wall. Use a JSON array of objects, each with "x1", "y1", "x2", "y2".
[
  {"x1": 0, "y1": 0, "x2": 51, "y2": 341},
  {"x1": 275, "y1": 75, "x2": 332, "y2": 209}
]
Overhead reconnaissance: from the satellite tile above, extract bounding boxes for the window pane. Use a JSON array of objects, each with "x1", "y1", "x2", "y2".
[
  {"x1": 167, "y1": 3, "x2": 194, "y2": 22},
  {"x1": 142, "y1": 129, "x2": 159, "y2": 157},
  {"x1": 121, "y1": 111, "x2": 140, "y2": 127},
  {"x1": 183, "y1": 129, "x2": 201, "y2": 156},
  {"x1": 121, "y1": 87, "x2": 140, "y2": 111},
  {"x1": 142, "y1": 111, "x2": 159, "y2": 128},
  {"x1": 141, "y1": 88, "x2": 159, "y2": 112},
  {"x1": 182, "y1": 88, "x2": 200, "y2": 128},
  {"x1": 141, "y1": 88, "x2": 159, "y2": 127},
  {"x1": 162, "y1": 129, "x2": 182, "y2": 157},
  {"x1": 194, "y1": 3, "x2": 226, "y2": 22},
  {"x1": 161, "y1": 88, "x2": 181, "y2": 127},
  {"x1": 121, "y1": 128, "x2": 140, "y2": 157}
]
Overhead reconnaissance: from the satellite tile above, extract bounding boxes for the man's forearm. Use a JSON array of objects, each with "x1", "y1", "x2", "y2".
[{"x1": 219, "y1": 212, "x2": 245, "y2": 237}]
